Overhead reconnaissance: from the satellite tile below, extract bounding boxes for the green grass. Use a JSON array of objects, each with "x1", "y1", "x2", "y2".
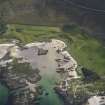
[
  {"x1": 66, "y1": 33, "x2": 105, "y2": 76},
  {"x1": 3, "y1": 24, "x2": 60, "y2": 44},
  {"x1": 85, "y1": 80, "x2": 105, "y2": 92},
  {"x1": 0, "y1": 24, "x2": 105, "y2": 76}
]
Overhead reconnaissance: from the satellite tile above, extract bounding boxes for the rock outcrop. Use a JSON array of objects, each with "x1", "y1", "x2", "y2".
[{"x1": 0, "y1": 59, "x2": 41, "y2": 105}]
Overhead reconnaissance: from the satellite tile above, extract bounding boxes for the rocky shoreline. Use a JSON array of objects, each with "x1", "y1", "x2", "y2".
[
  {"x1": 0, "y1": 39, "x2": 105, "y2": 105},
  {"x1": 0, "y1": 39, "x2": 77, "y2": 105},
  {"x1": 0, "y1": 62, "x2": 41, "y2": 105},
  {"x1": 52, "y1": 40, "x2": 105, "y2": 105},
  {"x1": 0, "y1": 42, "x2": 42, "y2": 105}
]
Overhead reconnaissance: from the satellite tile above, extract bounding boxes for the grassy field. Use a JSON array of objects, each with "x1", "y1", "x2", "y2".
[{"x1": 0, "y1": 24, "x2": 105, "y2": 76}]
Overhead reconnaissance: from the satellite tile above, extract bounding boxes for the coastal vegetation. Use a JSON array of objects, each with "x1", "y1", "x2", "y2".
[
  {"x1": 0, "y1": 18, "x2": 7, "y2": 35},
  {"x1": 11, "y1": 59, "x2": 36, "y2": 75},
  {"x1": 0, "y1": 24, "x2": 105, "y2": 76},
  {"x1": 0, "y1": 24, "x2": 105, "y2": 105}
]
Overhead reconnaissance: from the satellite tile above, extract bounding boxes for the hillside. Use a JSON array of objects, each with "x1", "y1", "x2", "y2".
[{"x1": 0, "y1": 0, "x2": 105, "y2": 38}]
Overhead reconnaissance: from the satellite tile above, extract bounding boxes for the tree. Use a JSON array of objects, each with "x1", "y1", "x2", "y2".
[
  {"x1": 0, "y1": 18, "x2": 7, "y2": 34},
  {"x1": 0, "y1": 5, "x2": 7, "y2": 35}
]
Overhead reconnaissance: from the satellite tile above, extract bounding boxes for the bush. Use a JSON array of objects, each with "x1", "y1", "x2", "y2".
[
  {"x1": 62, "y1": 24, "x2": 79, "y2": 32},
  {"x1": 16, "y1": 28, "x2": 23, "y2": 32},
  {"x1": 0, "y1": 19, "x2": 7, "y2": 34},
  {"x1": 81, "y1": 67, "x2": 100, "y2": 81}
]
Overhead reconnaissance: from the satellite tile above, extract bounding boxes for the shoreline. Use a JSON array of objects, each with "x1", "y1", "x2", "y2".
[
  {"x1": 0, "y1": 39, "x2": 79, "y2": 87},
  {"x1": 0, "y1": 39, "x2": 79, "y2": 105}
]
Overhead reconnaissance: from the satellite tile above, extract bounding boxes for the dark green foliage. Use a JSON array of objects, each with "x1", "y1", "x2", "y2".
[
  {"x1": 81, "y1": 67, "x2": 100, "y2": 81},
  {"x1": 0, "y1": 19, "x2": 7, "y2": 35},
  {"x1": 62, "y1": 24, "x2": 77, "y2": 32},
  {"x1": 11, "y1": 59, "x2": 34, "y2": 75},
  {"x1": 16, "y1": 28, "x2": 23, "y2": 33}
]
